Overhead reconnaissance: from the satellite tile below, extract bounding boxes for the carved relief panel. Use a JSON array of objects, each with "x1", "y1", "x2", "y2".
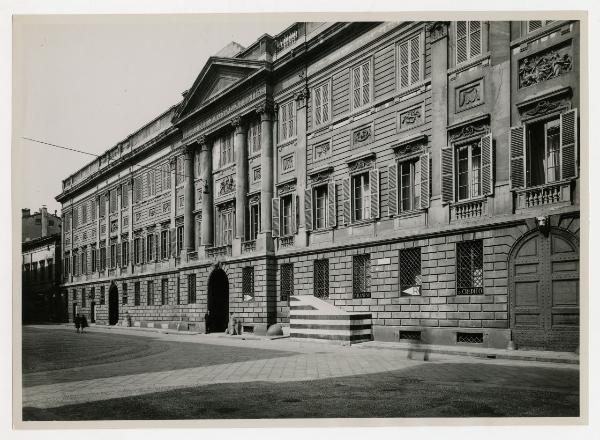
[
  {"x1": 455, "y1": 79, "x2": 484, "y2": 113},
  {"x1": 351, "y1": 123, "x2": 374, "y2": 149},
  {"x1": 398, "y1": 103, "x2": 425, "y2": 132},
  {"x1": 519, "y1": 43, "x2": 573, "y2": 89}
]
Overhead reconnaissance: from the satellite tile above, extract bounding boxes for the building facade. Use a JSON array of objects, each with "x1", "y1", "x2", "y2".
[
  {"x1": 56, "y1": 21, "x2": 580, "y2": 351},
  {"x1": 22, "y1": 207, "x2": 65, "y2": 323}
]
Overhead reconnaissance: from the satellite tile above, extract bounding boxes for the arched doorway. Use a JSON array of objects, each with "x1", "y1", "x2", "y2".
[
  {"x1": 509, "y1": 228, "x2": 579, "y2": 352},
  {"x1": 108, "y1": 283, "x2": 119, "y2": 325},
  {"x1": 207, "y1": 267, "x2": 229, "y2": 333}
]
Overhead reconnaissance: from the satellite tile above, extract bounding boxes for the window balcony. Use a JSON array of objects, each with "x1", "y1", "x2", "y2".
[
  {"x1": 242, "y1": 240, "x2": 256, "y2": 253},
  {"x1": 205, "y1": 245, "x2": 232, "y2": 259},
  {"x1": 514, "y1": 181, "x2": 571, "y2": 211},
  {"x1": 187, "y1": 251, "x2": 198, "y2": 262},
  {"x1": 279, "y1": 235, "x2": 295, "y2": 248},
  {"x1": 451, "y1": 198, "x2": 487, "y2": 220}
]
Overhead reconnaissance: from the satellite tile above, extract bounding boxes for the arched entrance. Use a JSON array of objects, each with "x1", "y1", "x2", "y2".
[
  {"x1": 509, "y1": 228, "x2": 579, "y2": 352},
  {"x1": 207, "y1": 267, "x2": 229, "y2": 333},
  {"x1": 108, "y1": 283, "x2": 119, "y2": 325}
]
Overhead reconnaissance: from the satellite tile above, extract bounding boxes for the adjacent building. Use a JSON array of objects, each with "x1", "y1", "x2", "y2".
[{"x1": 55, "y1": 20, "x2": 581, "y2": 351}]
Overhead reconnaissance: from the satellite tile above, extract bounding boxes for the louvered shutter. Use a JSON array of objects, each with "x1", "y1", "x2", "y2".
[
  {"x1": 271, "y1": 198, "x2": 280, "y2": 238},
  {"x1": 480, "y1": 133, "x2": 494, "y2": 195},
  {"x1": 441, "y1": 147, "x2": 455, "y2": 203},
  {"x1": 292, "y1": 193, "x2": 298, "y2": 234},
  {"x1": 509, "y1": 126, "x2": 526, "y2": 189},
  {"x1": 314, "y1": 87, "x2": 321, "y2": 126},
  {"x1": 410, "y1": 34, "x2": 420, "y2": 85},
  {"x1": 155, "y1": 233, "x2": 159, "y2": 261},
  {"x1": 116, "y1": 241, "x2": 121, "y2": 267},
  {"x1": 342, "y1": 177, "x2": 351, "y2": 225},
  {"x1": 88, "y1": 248, "x2": 93, "y2": 273},
  {"x1": 420, "y1": 153, "x2": 430, "y2": 209},
  {"x1": 352, "y1": 66, "x2": 361, "y2": 109},
  {"x1": 387, "y1": 164, "x2": 398, "y2": 216},
  {"x1": 327, "y1": 181, "x2": 337, "y2": 228},
  {"x1": 322, "y1": 83, "x2": 330, "y2": 123},
  {"x1": 106, "y1": 242, "x2": 111, "y2": 269},
  {"x1": 456, "y1": 21, "x2": 468, "y2": 64},
  {"x1": 304, "y1": 187, "x2": 313, "y2": 231},
  {"x1": 399, "y1": 40, "x2": 409, "y2": 89},
  {"x1": 469, "y1": 21, "x2": 482, "y2": 58},
  {"x1": 560, "y1": 108, "x2": 578, "y2": 180},
  {"x1": 156, "y1": 167, "x2": 162, "y2": 194},
  {"x1": 170, "y1": 228, "x2": 176, "y2": 257},
  {"x1": 362, "y1": 62, "x2": 370, "y2": 105},
  {"x1": 369, "y1": 168, "x2": 379, "y2": 219},
  {"x1": 141, "y1": 236, "x2": 146, "y2": 264}
]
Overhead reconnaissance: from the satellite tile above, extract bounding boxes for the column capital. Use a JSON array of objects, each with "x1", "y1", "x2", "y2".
[
  {"x1": 294, "y1": 87, "x2": 310, "y2": 108},
  {"x1": 256, "y1": 101, "x2": 275, "y2": 121},
  {"x1": 198, "y1": 134, "x2": 211, "y2": 151},
  {"x1": 181, "y1": 143, "x2": 196, "y2": 156},
  {"x1": 427, "y1": 21, "x2": 449, "y2": 42},
  {"x1": 231, "y1": 116, "x2": 245, "y2": 133}
]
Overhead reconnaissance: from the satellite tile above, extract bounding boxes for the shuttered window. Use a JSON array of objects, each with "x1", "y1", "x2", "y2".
[
  {"x1": 456, "y1": 21, "x2": 483, "y2": 65},
  {"x1": 248, "y1": 119, "x2": 262, "y2": 153},
  {"x1": 110, "y1": 189, "x2": 118, "y2": 212},
  {"x1": 162, "y1": 163, "x2": 171, "y2": 190},
  {"x1": 121, "y1": 183, "x2": 129, "y2": 208},
  {"x1": 215, "y1": 206, "x2": 233, "y2": 246},
  {"x1": 351, "y1": 60, "x2": 372, "y2": 110},
  {"x1": 175, "y1": 156, "x2": 184, "y2": 186},
  {"x1": 527, "y1": 20, "x2": 553, "y2": 33},
  {"x1": 219, "y1": 133, "x2": 234, "y2": 168},
  {"x1": 279, "y1": 100, "x2": 296, "y2": 142},
  {"x1": 280, "y1": 194, "x2": 295, "y2": 236},
  {"x1": 134, "y1": 177, "x2": 142, "y2": 203},
  {"x1": 312, "y1": 81, "x2": 331, "y2": 127},
  {"x1": 398, "y1": 33, "x2": 422, "y2": 89}
]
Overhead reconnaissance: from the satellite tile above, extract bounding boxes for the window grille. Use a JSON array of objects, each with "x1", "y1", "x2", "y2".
[
  {"x1": 122, "y1": 283, "x2": 128, "y2": 305},
  {"x1": 81, "y1": 288, "x2": 86, "y2": 307},
  {"x1": 399, "y1": 247, "x2": 422, "y2": 296},
  {"x1": 280, "y1": 263, "x2": 294, "y2": 301},
  {"x1": 399, "y1": 330, "x2": 421, "y2": 341},
  {"x1": 188, "y1": 274, "x2": 196, "y2": 304},
  {"x1": 457, "y1": 240, "x2": 484, "y2": 295},
  {"x1": 314, "y1": 259, "x2": 329, "y2": 298},
  {"x1": 100, "y1": 286, "x2": 105, "y2": 305},
  {"x1": 352, "y1": 254, "x2": 371, "y2": 298},
  {"x1": 147, "y1": 281, "x2": 154, "y2": 305},
  {"x1": 161, "y1": 279, "x2": 168, "y2": 305},
  {"x1": 134, "y1": 282, "x2": 140, "y2": 306},
  {"x1": 90, "y1": 287, "x2": 95, "y2": 300},
  {"x1": 457, "y1": 332, "x2": 483, "y2": 344},
  {"x1": 242, "y1": 267, "x2": 255, "y2": 301}
]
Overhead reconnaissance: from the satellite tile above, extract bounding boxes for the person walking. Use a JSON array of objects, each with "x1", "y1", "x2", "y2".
[{"x1": 74, "y1": 314, "x2": 81, "y2": 333}]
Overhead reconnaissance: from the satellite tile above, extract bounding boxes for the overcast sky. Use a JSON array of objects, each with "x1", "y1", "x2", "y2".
[{"x1": 13, "y1": 15, "x2": 292, "y2": 216}]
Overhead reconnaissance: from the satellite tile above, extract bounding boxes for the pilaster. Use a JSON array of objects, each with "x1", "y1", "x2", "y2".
[
  {"x1": 198, "y1": 135, "x2": 214, "y2": 252},
  {"x1": 257, "y1": 102, "x2": 275, "y2": 252},
  {"x1": 294, "y1": 87, "x2": 309, "y2": 247}
]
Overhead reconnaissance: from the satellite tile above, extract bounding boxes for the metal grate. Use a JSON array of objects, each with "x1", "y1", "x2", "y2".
[
  {"x1": 280, "y1": 263, "x2": 294, "y2": 302},
  {"x1": 100, "y1": 286, "x2": 105, "y2": 305},
  {"x1": 399, "y1": 247, "x2": 422, "y2": 296},
  {"x1": 134, "y1": 282, "x2": 140, "y2": 306},
  {"x1": 122, "y1": 283, "x2": 128, "y2": 305},
  {"x1": 242, "y1": 267, "x2": 255, "y2": 301},
  {"x1": 457, "y1": 240, "x2": 484, "y2": 295},
  {"x1": 457, "y1": 332, "x2": 483, "y2": 344},
  {"x1": 399, "y1": 330, "x2": 421, "y2": 341},
  {"x1": 161, "y1": 279, "x2": 168, "y2": 305},
  {"x1": 352, "y1": 254, "x2": 371, "y2": 298},
  {"x1": 147, "y1": 281, "x2": 154, "y2": 305},
  {"x1": 188, "y1": 274, "x2": 196, "y2": 304},
  {"x1": 314, "y1": 259, "x2": 329, "y2": 298}
]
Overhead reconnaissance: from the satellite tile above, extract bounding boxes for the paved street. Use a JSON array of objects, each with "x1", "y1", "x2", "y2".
[{"x1": 21, "y1": 325, "x2": 580, "y2": 420}]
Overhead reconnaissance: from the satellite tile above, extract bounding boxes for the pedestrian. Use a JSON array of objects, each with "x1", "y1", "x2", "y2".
[
  {"x1": 74, "y1": 313, "x2": 81, "y2": 333},
  {"x1": 80, "y1": 314, "x2": 88, "y2": 333},
  {"x1": 204, "y1": 312, "x2": 211, "y2": 334}
]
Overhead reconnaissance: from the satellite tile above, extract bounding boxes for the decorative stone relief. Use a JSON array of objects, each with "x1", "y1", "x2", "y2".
[
  {"x1": 100, "y1": 224, "x2": 106, "y2": 234},
  {"x1": 281, "y1": 154, "x2": 295, "y2": 174},
  {"x1": 252, "y1": 166, "x2": 261, "y2": 183},
  {"x1": 218, "y1": 175, "x2": 236, "y2": 196},
  {"x1": 349, "y1": 158, "x2": 374, "y2": 173},
  {"x1": 277, "y1": 182, "x2": 296, "y2": 196},
  {"x1": 248, "y1": 194, "x2": 260, "y2": 204},
  {"x1": 82, "y1": 232, "x2": 87, "y2": 240},
  {"x1": 426, "y1": 21, "x2": 449, "y2": 42},
  {"x1": 122, "y1": 216, "x2": 128, "y2": 228},
  {"x1": 456, "y1": 80, "x2": 483, "y2": 113},
  {"x1": 524, "y1": 99, "x2": 567, "y2": 117},
  {"x1": 395, "y1": 142, "x2": 425, "y2": 159},
  {"x1": 310, "y1": 170, "x2": 333, "y2": 184},
  {"x1": 519, "y1": 44, "x2": 573, "y2": 88},
  {"x1": 110, "y1": 220, "x2": 118, "y2": 233},
  {"x1": 351, "y1": 124, "x2": 373, "y2": 148},
  {"x1": 135, "y1": 212, "x2": 142, "y2": 222},
  {"x1": 313, "y1": 141, "x2": 331, "y2": 161},
  {"x1": 398, "y1": 104, "x2": 424, "y2": 131},
  {"x1": 449, "y1": 122, "x2": 489, "y2": 143},
  {"x1": 163, "y1": 201, "x2": 170, "y2": 213},
  {"x1": 149, "y1": 207, "x2": 155, "y2": 218}
]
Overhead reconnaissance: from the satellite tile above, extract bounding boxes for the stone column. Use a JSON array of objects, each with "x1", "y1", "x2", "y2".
[
  {"x1": 117, "y1": 184, "x2": 122, "y2": 273},
  {"x1": 96, "y1": 195, "x2": 101, "y2": 273},
  {"x1": 183, "y1": 144, "x2": 195, "y2": 257},
  {"x1": 427, "y1": 21, "x2": 449, "y2": 226},
  {"x1": 232, "y1": 116, "x2": 248, "y2": 254},
  {"x1": 198, "y1": 135, "x2": 214, "y2": 252},
  {"x1": 104, "y1": 191, "x2": 110, "y2": 274},
  {"x1": 294, "y1": 88, "x2": 309, "y2": 247},
  {"x1": 257, "y1": 102, "x2": 275, "y2": 252},
  {"x1": 128, "y1": 177, "x2": 134, "y2": 271}
]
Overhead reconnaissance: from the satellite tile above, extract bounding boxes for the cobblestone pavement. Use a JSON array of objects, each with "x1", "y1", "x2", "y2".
[{"x1": 21, "y1": 325, "x2": 579, "y2": 413}]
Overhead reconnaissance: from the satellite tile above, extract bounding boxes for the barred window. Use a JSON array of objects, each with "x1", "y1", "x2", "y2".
[
  {"x1": 147, "y1": 281, "x2": 154, "y2": 305},
  {"x1": 122, "y1": 283, "x2": 128, "y2": 305},
  {"x1": 161, "y1": 278, "x2": 168, "y2": 305},
  {"x1": 100, "y1": 286, "x2": 105, "y2": 305},
  {"x1": 314, "y1": 259, "x2": 329, "y2": 298},
  {"x1": 242, "y1": 267, "x2": 255, "y2": 301},
  {"x1": 457, "y1": 240, "x2": 484, "y2": 295},
  {"x1": 399, "y1": 247, "x2": 422, "y2": 296},
  {"x1": 280, "y1": 263, "x2": 294, "y2": 301},
  {"x1": 188, "y1": 274, "x2": 196, "y2": 304},
  {"x1": 352, "y1": 254, "x2": 371, "y2": 298},
  {"x1": 134, "y1": 282, "x2": 140, "y2": 306}
]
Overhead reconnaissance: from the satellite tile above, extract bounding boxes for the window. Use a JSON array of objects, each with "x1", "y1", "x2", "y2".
[
  {"x1": 134, "y1": 282, "x2": 140, "y2": 305},
  {"x1": 188, "y1": 274, "x2": 196, "y2": 304},
  {"x1": 99, "y1": 245, "x2": 106, "y2": 271},
  {"x1": 456, "y1": 21, "x2": 482, "y2": 65},
  {"x1": 72, "y1": 252, "x2": 77, "y2": 277},
  {"x1": 161, "y1": 230, "x2": 169, "y2": 259},
  {"x1": 121, "y1": 183, "x2": 129, "y2": 208},
  {"x1": 278, "y1": 100, "x2": 296, "y2": 142},
  {"x1": 280, "y1": 263, "x2": 294, "y2": 302},
  {"x1": 134, "y1": 237, "x2": 142, "y2": 264},
  {"x1": 161, "y1": 279, "x2": 168, "y2": 305},
  {"x1": 351, "y1": 60, "x2": 372, "y2": 110},
  {"x1": 110, "y1": 189, "x2": 117, "y2": 213},
  {"x1": 122, "y1": 283, "x2": 128, "y2": 304},
  {"x1": 352, "y1": 254, "x2": 371, "y2": 298},
  {"x1": 64, "y1": 251, "x2": 70, "y2": 277},
  {"x1": 457, "y1": 240, "x2": 484, "y2": 295},
  {"x1": 175, "y1": 156, "x2": 184, "y2": 186},
  {"x1": 146, "y1": 234, "x2": 155, "y2": 261},
  {"x1": 81, "y1": 204, "x2": 87, "y2": 224},
  {"x1": 313, "y1": 185, "x2": 328, "y2": 230},
  {"x1": 352, "y1": 173, "x2": 371, "y2": 221},
  {"x1": 248, "y1": 119, "x2": 262, "y2": 153},
  {"x1": 456, "y1": 141, "x2": 481, "y2": 201},
  {"x1": 162, "y1": 163, "x2": 171, "y2": 190},
  {"x1": 81, "y1": 248, "x2": 87, "y2": 275},
  {"x1": 247, "y1": 202, "x2": 260, "y2": 241},
  {"x1": 110, "y1": 241, "x2": 117, "y2": 268},
  {"x1": 147, "y1": 281, "x2": 154, "y2": 305},
  {"x1": 314, "y1": 259, "x2": 329, "y2": 299},
  {"x1": 176, "y1": 277, "x2": 181, "y2": 305},
  {"x1": 398, "y1": 32, "x2": 422, "y2": 89},
  {"x1": 281, "y1": 194, "x2": 294, "y2": 236},
  {"x1": 399, "y1": 247, "x2": 422, "y2": 296},
  {"x1": 398, "y1": 159, "x2": 422, "y2": 212},
  {"x1": 99, "y1": 194, "x2": 106, "y2": 217},
  {"x1": 90, "y1": 287, "x2": 95, "y2": 301},
  {"x1": 527, "y1": 20, "x2": 553, "y2": 33},
  {"x1": 100, "y1": 286, "x2": 105, "y2": 305},
  {"x1": 73, "y1": 209, "x2": 79, "y2": 228},
  {"x1": 146, "y1": 171, "x2": 156, "y2": 198},
  {"x1": 219, "y1": 133, "x2": 234, "y2": 168},
  {"x1": 134, "y1": 177, "x2": 142, "y2": 203},
  {"x1": 121, "y1": 241, "x2": 129, "y2": 266},
  {"x1": 215, "y1": 206, "x2": 234, "y2": 246},
  {"x1": 176, "y1": 225, "x2": 184, "y2": 254},
  {"x1": 312, "y1": 81, "x2": 331, "y2": 127},
  {"x1": 242, "y1": 267, "x2": 255, "y2": 301},
  {"x1": 81, "y1": 288, "x2": 86, "y2": 308},
  {"x1": 526, "y1": 117, "x2": 561, "y2": 186}
]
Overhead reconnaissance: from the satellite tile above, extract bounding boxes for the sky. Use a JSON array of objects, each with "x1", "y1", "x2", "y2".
[{"x1": 13, "y1": 15, "x2": 292, "y2": 216}]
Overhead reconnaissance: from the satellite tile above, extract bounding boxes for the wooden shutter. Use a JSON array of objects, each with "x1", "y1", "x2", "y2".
[
  {"x1": 322, "y1": 83, "x2": 330, "y2": 123},
  {"x1": 509, "y1": 125, "x2": 526, "y2": 189},
  {"x1": 369, "y1": 168, "x2": 379, "y2": 219},
  {"x1": 456, "y1": 21, "x2": 468, "y2": 64},
  {"x1": 441, "y1": 147, "x2": 455, "y2": 203},
  {"x1": 155, "y1": 233, "x2": 159, "y2": 261},
  {"x1": 362, "y1": 62, "x2": 371, "y2": 106},
  {"x1": 116, "y1": 241, "x2": 121, "y2": 267},
  {"x1": 342, "y1": 177, "x2": 351, "y2": 225},
  {"x1": 314, "y1": 86, "x2": 321, "y2": 126},
  {"x1": 469, "y1": 21, "x2": 482, "y2": 58},
  {"x1": 304, "y1": 186, "x2": 313, "y2": 231},
  {"x1": 352, "y1": 66, "x2": 361, "y2": 109},
  {"x1": 169, "y1": 229, "x2": 176, "y2": 257},
  {"x1": 106, "y1": 242, "x2": 111, "y2": 269},
  {"x1": 480, "y1": 133, "x2": 494, "y2": 196},
  {"x1": 399, "y1": 40, "x2": 409, "y2": 89},
  {"x1": 410, "y1": 34, "x2": 421, "y2": 85},
  {"x1": 141, "y1": 236, "x2": 146, "y2": 264},
  {"x1": 327, "y1": 181, "x2": 337, "y2": 228},
  {"x1": 387, "y1": 164, "x2": 398, "y2": 216},
  {"x1": 420, "y1": 153, "x2": 430, "y2": 209},
  {"x1": 560, "y1": 108, "x2": 578, "y2": 180},
  {"x1": 271, "y1": 197, "x2": 280, "y2": 238},
  {"x1": 292, "y1": 193, "x2": 298, "y2": 234}
]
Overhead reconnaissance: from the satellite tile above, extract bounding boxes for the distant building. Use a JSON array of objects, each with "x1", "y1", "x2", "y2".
[{"x1": 22, "y1": 206, "x2": 66, "y2": 323}]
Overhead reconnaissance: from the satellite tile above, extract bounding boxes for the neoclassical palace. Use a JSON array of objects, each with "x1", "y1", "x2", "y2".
[{"x1": 56, "y1": 20, "x2": 581, "y2": 351}]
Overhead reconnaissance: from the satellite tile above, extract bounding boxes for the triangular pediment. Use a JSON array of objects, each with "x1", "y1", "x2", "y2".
[{"x1": 174, "y1": 57, "x2": 266, "y2": 122}]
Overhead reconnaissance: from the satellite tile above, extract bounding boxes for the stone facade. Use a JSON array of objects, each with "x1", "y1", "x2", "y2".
[{"x1": 56, "y1": 20, "x2": 581, "y2": 351}]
